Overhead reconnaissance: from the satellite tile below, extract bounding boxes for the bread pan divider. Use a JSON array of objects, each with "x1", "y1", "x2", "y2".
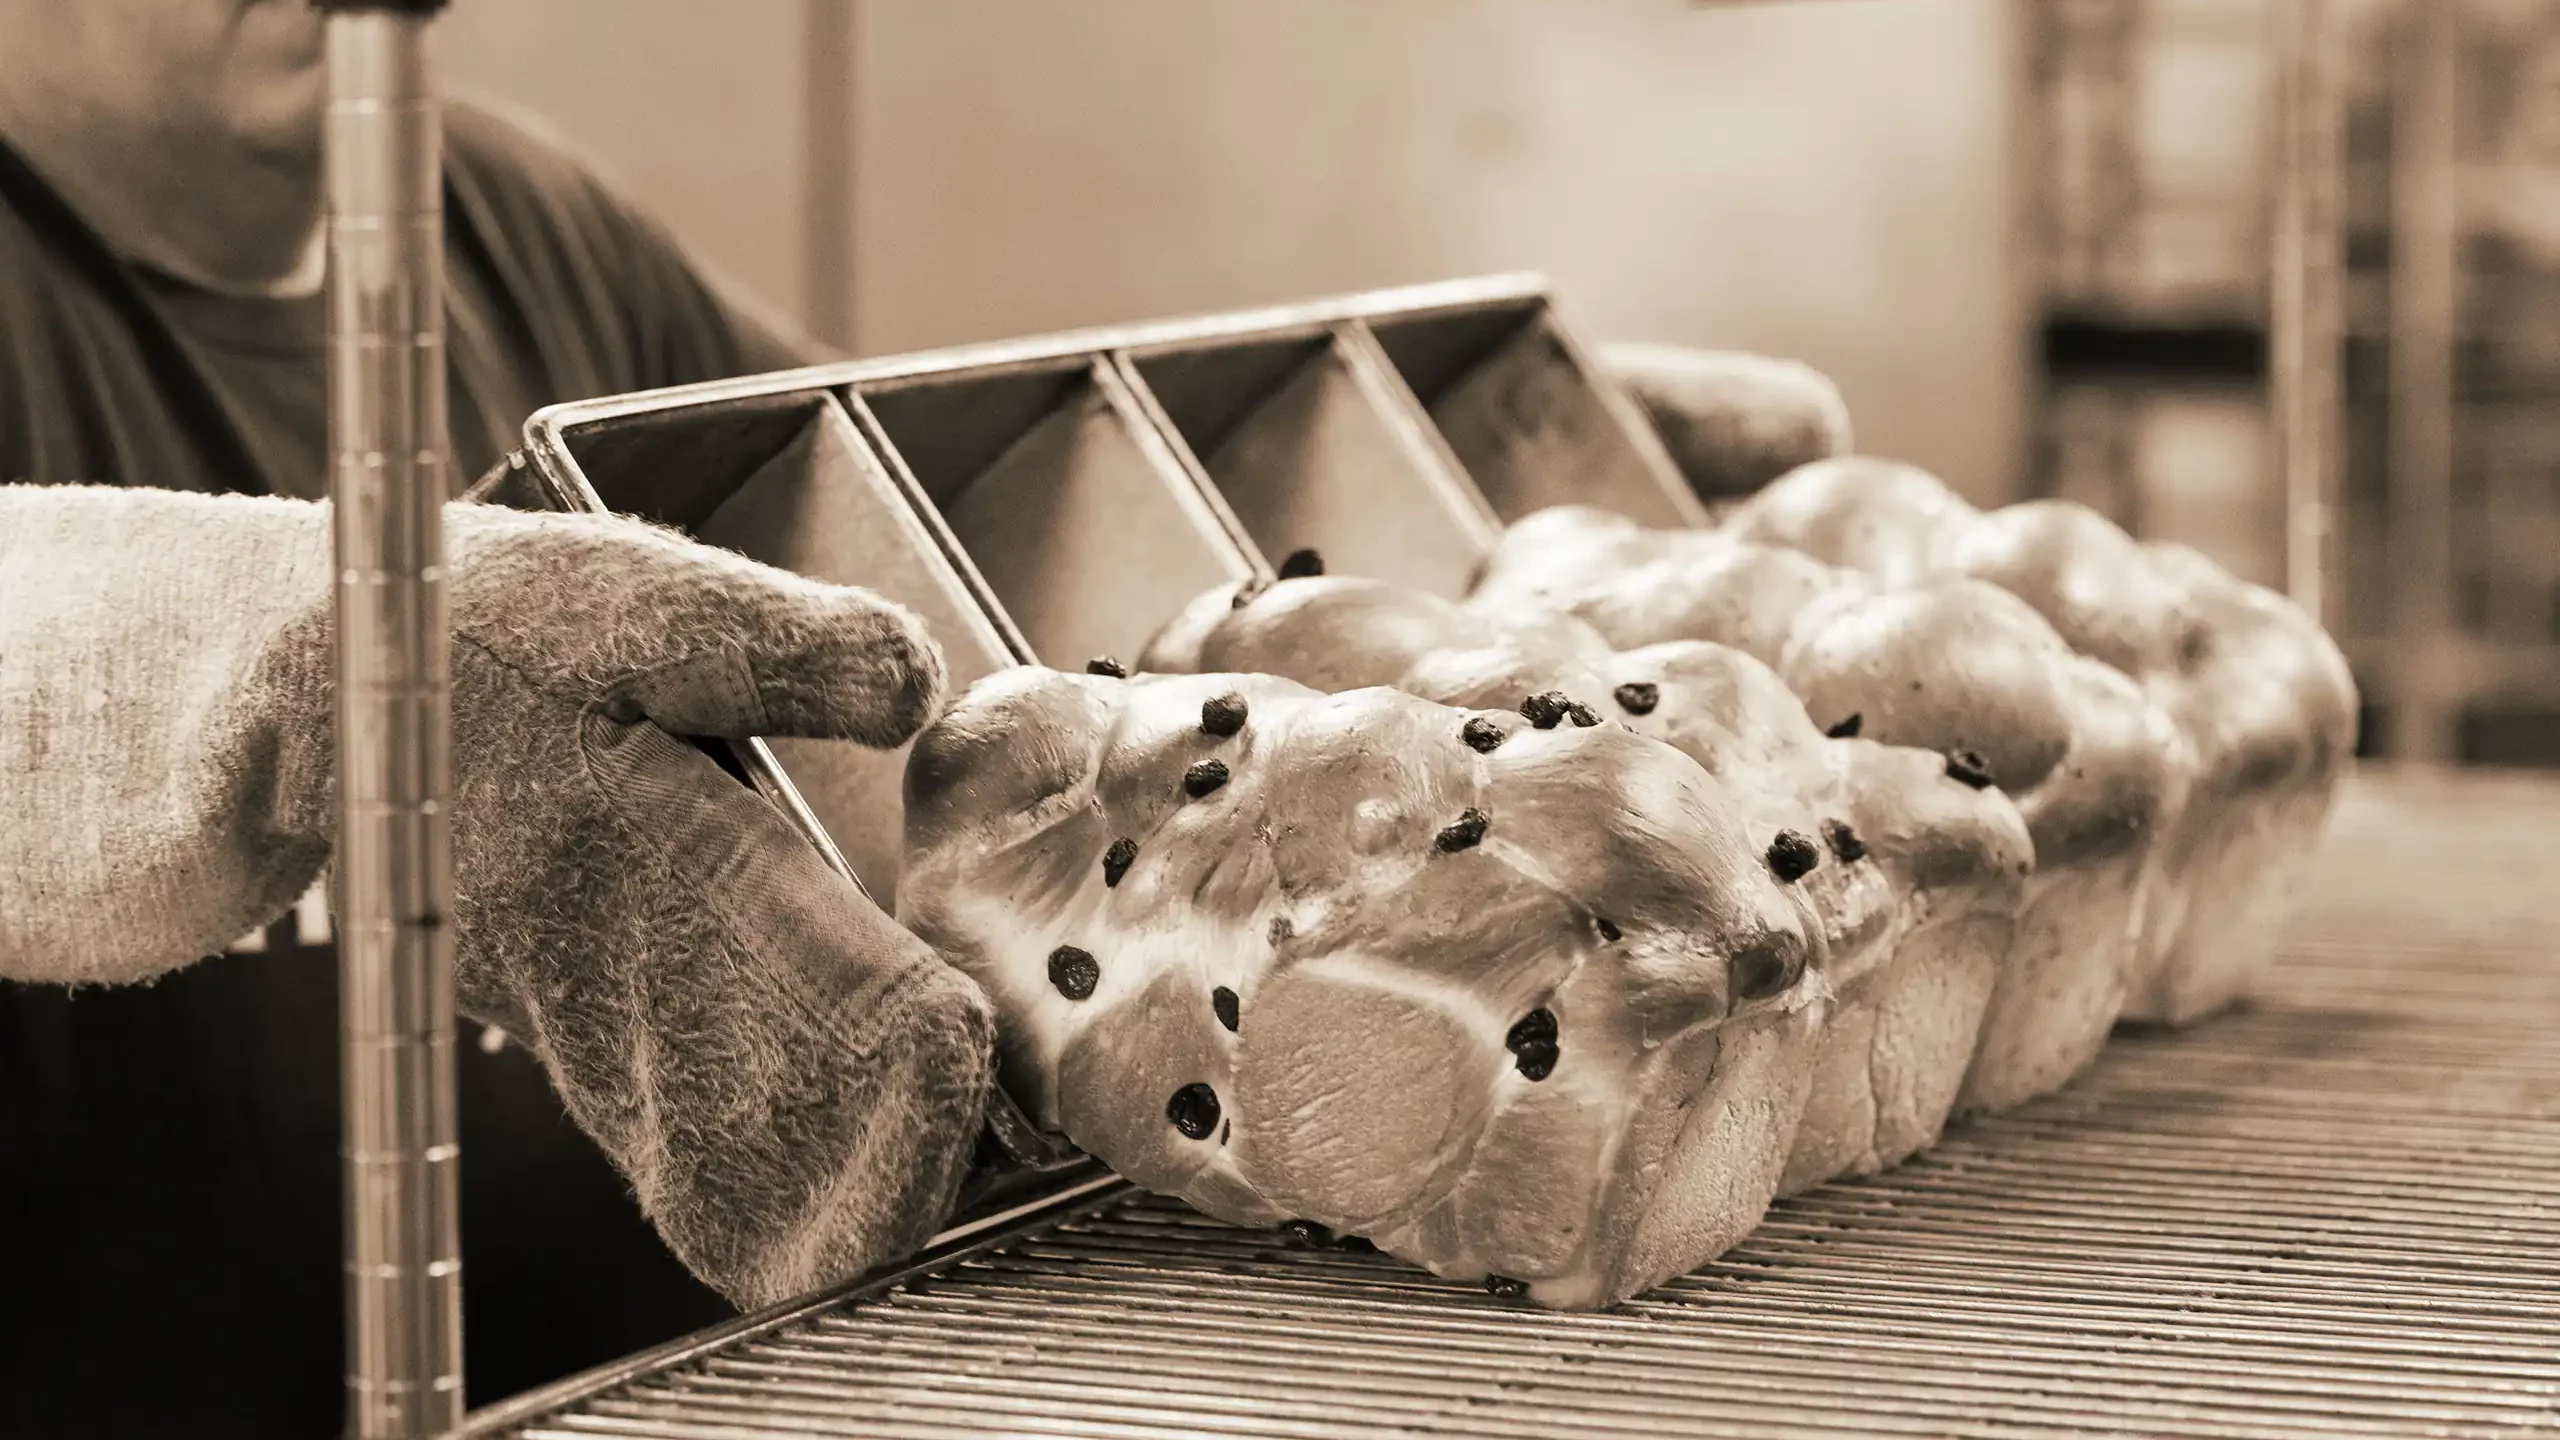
[
  {"x1": 846, "y1": 352, "x2": 1265, "y2": 671},
  {"x1": 1361, "y1": 289, "x2": 1707, "y2": 531},
  {"x1": 1114, "y1": 320, "x2": 1501, "y2": 598}
]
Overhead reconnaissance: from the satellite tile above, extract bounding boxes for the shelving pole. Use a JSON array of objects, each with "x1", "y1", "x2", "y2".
[
  {"x1": 317, "y1": 1, "x2": 466, "y2": 1435},
  {"x1": 2268, "y1": 0, "x2": 2346, "y2": 635},
  {"x1": 2386, "y1": 0, "x2": 2462, "y2": 763}
]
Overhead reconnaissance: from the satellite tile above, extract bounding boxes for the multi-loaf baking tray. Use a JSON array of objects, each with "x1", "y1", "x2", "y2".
[
  {"x1": 455, "y1": 278, "x2": 2499, "y2": 1437},
  {"x1": 481, "y1": 273, "x2": 1675, "y2": 903},
  {"x1": 477, "y1": 274, "x2": 1685, "y2": 1220}
]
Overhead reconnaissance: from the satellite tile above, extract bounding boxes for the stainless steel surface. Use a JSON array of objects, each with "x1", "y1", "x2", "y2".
[
  {"x1": 508, "y1": 273, "x2": 1677, "y2": 624},
  {"x1": 322, "y1": 3, "x2": 466, "y2": 1436},
  {"x1": 2268, "y1": 0, "x2": 2345, "y2": 631},
  {"x1": 473, "y1": 770, "x2": 2560, "y2": 1438},
  {"x1": 516, "y1": 275, "x2": 1560, "y2": 433},
  {"x1": 509, "y1": 273, "x2": 1626, "y2": 509}
]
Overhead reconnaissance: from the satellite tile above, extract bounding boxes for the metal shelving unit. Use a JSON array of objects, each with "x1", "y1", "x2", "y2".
[
  {"x1": 2373, "y1": 0, "x2": 2560, "y2": 763},
  {"x1": 2028, "y1": 0, "x2": 2560, "y2": 768},
  {"x1": 2027, "y1": 0, "x2": 2305, "y2": 591}
]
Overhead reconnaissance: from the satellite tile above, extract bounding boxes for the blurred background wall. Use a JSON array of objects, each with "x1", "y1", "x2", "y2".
[
  {"x1": 440, "y1": 0, "x2": 2031, "y2": 504},
  {"x1": 441, "y1": 0, "x2": 813, "y2": 319}
]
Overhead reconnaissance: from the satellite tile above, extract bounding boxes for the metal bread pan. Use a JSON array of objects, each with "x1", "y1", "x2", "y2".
[
  {"x1": 512, "y1": 383, "x2": 1029, "y2": 911},
  {"x1": 847, "y1": 354, "x2": 1262, "y2": 670},
  {"x1": 1360, "y1": 289, "x2": 1708, "y2": 530},
  {"x1": 1117, "y1": 322, "x2": 1501, "y2": 598}
]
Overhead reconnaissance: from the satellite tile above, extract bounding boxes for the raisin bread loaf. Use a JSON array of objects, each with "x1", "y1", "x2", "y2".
[
  {"x1": 899, "y1": 665, "x2": 1839, "y2": 1308},
  {"x1": 1723, "y1": 458, "x2": 2357, "y2": 1022},
  {"x1": 1141, "y1": 566, "x2": 2033, "y2": 1193},
  {"x1": 1472, "y1": 508, "x2": 2187, "y2": 1112}
]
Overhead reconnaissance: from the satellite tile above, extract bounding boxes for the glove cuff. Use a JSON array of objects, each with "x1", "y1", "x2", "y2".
[{"x1": 694, "y1": 950, "x2": 999, "y2": 1310}]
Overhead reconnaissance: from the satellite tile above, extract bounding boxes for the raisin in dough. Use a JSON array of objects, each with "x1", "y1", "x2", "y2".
[
  {"x1": 1472, "y1": 507, "x2": 2186, "y2": 1113},
  {"x1": 1142, "y1": 575, "x2": 2032, "y2": 1194},
  {"x1": 1723, "y1": 458, "x2": 2356, "y2": 1023},
  {"x1": 899, "y1": 666, "x2": 1831, "y2": 1309}
]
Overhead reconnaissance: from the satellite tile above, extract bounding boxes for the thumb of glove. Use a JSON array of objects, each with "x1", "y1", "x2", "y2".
[{"x1": 448, "y1": 506, "x2": 948, "y2": 748}]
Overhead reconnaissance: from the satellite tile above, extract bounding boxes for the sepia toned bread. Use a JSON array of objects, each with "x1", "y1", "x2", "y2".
[
  {"x1": 1472, "y1": 507, "x2": 2186, "y2": 1112},
  {"x1": 1141, "y1": 565, "x2": 2033, "y2": 1192},
  {"x1": 1722, "y1": 458, "x2": 2357, "y2": 1024},
  {"x1": 898, "y1": 665, "x2": 1834, "y2": 1308}
]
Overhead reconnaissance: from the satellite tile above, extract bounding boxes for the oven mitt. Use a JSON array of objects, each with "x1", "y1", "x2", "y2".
[
  {"x1": 1601, "y1": 341, "x2": 1855, "y2": 502},
  {"x1": 0, "y1": 483, "x2": 996, "y2": 1309}
]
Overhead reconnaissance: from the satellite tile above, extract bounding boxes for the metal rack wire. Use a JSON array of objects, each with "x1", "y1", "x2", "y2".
[{"x1": 464, "y1": 768, "x2": 2560, "y2": 1439}]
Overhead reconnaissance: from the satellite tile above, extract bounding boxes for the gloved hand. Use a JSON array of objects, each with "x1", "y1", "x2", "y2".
[
  {"x1": 0, "y1": 484, "x2": 995, "y2": 1309},
  {"x1": 1601, "y1": 341, "x2": 1855, "y2": 502}
]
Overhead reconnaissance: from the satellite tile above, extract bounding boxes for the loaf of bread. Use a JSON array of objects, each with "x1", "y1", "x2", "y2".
[
  {"x1": 1720, "y1": 458, "x2": 2357, "y2": 1023},
  {"x1": 898, "y1": 664, "x2": 1841, "y2": 1307},
  {"x1": 1472, "y1": 508, "x2": 2186, "y2": 1112},
  {"x1": 1140, "y1": 564, "x2": 2034, "y2": 1194}
]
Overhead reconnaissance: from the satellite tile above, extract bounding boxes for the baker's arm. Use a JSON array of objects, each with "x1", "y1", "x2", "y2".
[
  {"x1": 2, "y1": 486, "x2": 334, "y2": 976},
  {"x1": 0, "y1": 484, "x2": 995, "y2": 1306}
]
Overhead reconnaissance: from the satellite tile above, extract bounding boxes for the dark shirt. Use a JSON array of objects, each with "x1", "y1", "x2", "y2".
[{"x1": 1, "y1": 99, "x2": 820, "y2": 1437}]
